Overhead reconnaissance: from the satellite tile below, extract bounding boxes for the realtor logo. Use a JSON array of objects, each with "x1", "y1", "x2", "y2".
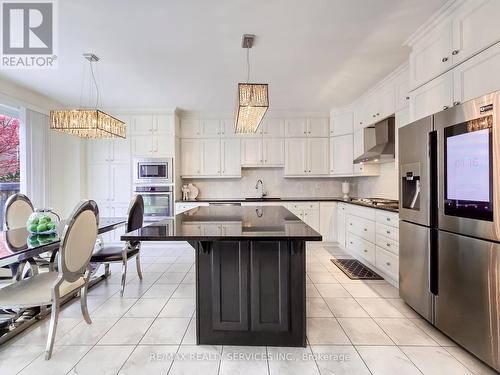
[{"x1": 1, "y1": 0, "x2": 57, "y2": 68}]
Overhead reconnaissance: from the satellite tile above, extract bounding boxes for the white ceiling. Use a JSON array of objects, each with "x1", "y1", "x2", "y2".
[{"x1": 1, "y1": 0, "x2": 446, "y2": 112}]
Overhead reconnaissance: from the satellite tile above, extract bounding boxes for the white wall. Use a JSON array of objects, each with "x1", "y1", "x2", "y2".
[
  {"x1": 182, "y1": 168, "x2": 355, "y2": 199},
  {"x1": 353, "y1": 162, "x2": 398, "y2": 200}
]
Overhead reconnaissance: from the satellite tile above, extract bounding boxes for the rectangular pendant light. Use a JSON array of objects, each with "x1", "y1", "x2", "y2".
[
  {"x1": 50, "y1": 109, "x2": 126, "y2": 139},
  {"x1": 235, "y1": 83, "x2": 269, "y2": 134}
]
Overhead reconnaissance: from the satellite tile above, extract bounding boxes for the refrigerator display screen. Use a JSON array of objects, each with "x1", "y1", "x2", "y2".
[{"x1": 444, "y1": 116, "x2": 493, "y2": 221}]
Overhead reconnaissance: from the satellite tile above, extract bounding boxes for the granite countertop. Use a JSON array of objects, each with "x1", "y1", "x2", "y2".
[
  {"x1": 175, "y1": 197, "x2": 399, "y2": 213},
  {"x1": 122, "y1": 206, "x2": 322, "y2": 242}
]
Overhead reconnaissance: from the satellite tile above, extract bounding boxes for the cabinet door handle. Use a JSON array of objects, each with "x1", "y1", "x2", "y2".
[
  {"x1": 442, "y1": 57, "x2": 449, "y2": 62},
  {"x1": 386, "y1": 262, "x2": 391, "y2": 266},
  {"x1": 405, "y1": 96, "x2": 410, "y2": 100},
  {"x1": 443, "y1": 106, "x2": 449, "y2": 110},
  {"x1": 363, "y1": 249, "x2": 368, "y2": 253},
  {"x1": 376, "y1": 113, "x2": 380, "y2": 116},
  {"x1": 452, "y1": 49, "x2": 459, "y2": 55},
  {"x1": 349, "y1": 223, "x2": 353, "y2": 226},
  {"x1": 363, "y1": 228, "x2": 367, "y2": 232},
  {"x1": 386, "y1": 218, "x2": 390, "y2": 222},
  {"x1": 372, "y1": 114, "x2": 376, "y2": 118},
  {"x1": 386, "y1": 230, "x2": 391, "y2": 234},
  {"x1": 386, "y1": 243, "x2": 391, "y2": 247},
  {"x1": 453, "y1": 101, "x2": 460, "y2": 106}
]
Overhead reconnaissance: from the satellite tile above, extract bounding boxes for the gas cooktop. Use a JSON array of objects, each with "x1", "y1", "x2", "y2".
[{"x1": 350, "y1": 198, "x2": 399, "y2": 210}]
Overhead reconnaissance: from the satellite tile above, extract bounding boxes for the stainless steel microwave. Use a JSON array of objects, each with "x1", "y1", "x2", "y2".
[{"x1": 133, "y1": 157, "x2": 173, "y2": 185}]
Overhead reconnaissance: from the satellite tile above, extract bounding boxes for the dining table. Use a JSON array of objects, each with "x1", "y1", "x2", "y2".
[{"x1": 0, "y1": 217, "x2": 126, "y2": 344}]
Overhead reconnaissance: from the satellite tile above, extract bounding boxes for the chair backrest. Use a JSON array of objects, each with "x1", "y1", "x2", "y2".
[
  {"x1": 58, "y1": 200, "x2": 99, "y2": 283},
  {"x1": 127, "y1": 194, "x2": 144, "y2": 233},
  {"x1": 4, "y1": 193, "x2": 34, "y2": 230},
  {"x1": 126, "y1": 195, "x2": 144, "y2": 246}
]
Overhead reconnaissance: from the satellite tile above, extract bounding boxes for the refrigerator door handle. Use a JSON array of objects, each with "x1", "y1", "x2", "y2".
[{"x1": 409, "y1": 180, "x2": 421, "y2": 209}]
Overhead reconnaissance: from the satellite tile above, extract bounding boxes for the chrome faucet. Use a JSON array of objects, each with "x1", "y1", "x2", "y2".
[{"x1": 255, "y1": 179, "x2": 267, "y2": 198}]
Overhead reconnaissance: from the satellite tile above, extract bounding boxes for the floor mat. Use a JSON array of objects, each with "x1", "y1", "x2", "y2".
[{"x1": 331, "y1": 258, "x2": 384, "y2": 280}]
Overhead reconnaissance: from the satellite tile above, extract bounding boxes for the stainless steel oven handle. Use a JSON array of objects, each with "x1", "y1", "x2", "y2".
[{"x1": 134, "y1": 192, "x2": 173, "y2": 195}]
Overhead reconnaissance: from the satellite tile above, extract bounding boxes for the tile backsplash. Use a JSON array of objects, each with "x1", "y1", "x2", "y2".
[
  {"x1": 183, "y1": 168, "x2": 353, "y2": 199},
  {"x1": 183, "y1": 163, "x2": 398, "y2": 201}
]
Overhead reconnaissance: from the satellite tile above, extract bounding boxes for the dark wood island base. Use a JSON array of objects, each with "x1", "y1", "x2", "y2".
[
  {"x1": 122, "y1": 206, "x2": 321, "y2": 348},
  {"x1": 192, "y1": 240, "x2": 306, "y2": 347}
]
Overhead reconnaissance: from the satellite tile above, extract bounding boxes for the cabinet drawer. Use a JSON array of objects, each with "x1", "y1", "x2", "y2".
[
  {"x1": 376, "y1": 222, "x2": 399, "y2": 242},
  {"x1": 346, "y1": 232, "x2": 375, "y2": 264},
  {"x1": 346, "y1": 204, "x2": 376, "y2": 221},
  {"x1": 287, "y1": 202, "x2": 319, "y2": 211},
  {"x1": 375, "y1": 247, "x2": 398, "y2": 281},
  {"x1": 346, "y1": 214, "x2": 375, "y2": 243},
  {"x1": 376, "y1": 234, "x2": 399, "y2": 255},
  {"x1": 375, "y1": 210, "x2": 399, "y2": 228}
]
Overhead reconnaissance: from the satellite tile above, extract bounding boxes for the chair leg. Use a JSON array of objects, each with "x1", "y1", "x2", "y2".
[
  {"x1": 45, "y1": 300, "x2": 59, "y2": 360},
  {"x1": 104, "y1": 263, "x2": 110, "y2": 277},
  {"x1": 135, "y1": 254, "x2": 143, "y2": 280},
  {"x1": 120, "y1": 258, "x2": 128, "y2": 297},
  {"x1": 81, "y1": 269, "x2": 92, "y2": 324}
]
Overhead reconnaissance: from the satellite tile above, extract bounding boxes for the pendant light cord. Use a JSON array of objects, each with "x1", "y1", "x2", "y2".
[
  {"x1": 246, "y1": 46, "x2": 250, "y2": 83},
  {"x1": 89, "y1": 59, "x2": 100, "y2": 109}
]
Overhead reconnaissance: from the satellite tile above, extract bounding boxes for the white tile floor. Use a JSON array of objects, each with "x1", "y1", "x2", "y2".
[{"x1": 0, "y1": 242, "x2": 497, "y2": 375}]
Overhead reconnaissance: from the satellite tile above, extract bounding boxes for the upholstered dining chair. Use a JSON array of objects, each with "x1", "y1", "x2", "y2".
[
  {"x1": 90, "y1": 195, "x2": 144, "y2": 296},
  {"x1": 1, "y1": 193, "x2": 36, "y2": 279},
  {"x1": 3, "y1": 193, "x2": 34, "y2": 230},
  {"x1": 0, "y1": 200, "x2": 99, "y2": 359}
]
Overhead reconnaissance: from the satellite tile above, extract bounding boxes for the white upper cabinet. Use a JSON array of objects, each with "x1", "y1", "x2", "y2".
[
  {"x1": 453, "y1": 39, "x2": 500, "y2": 104},
  {"x1": 220, "y1": 119, "x2": 236, "y2": 137},
  {"x1": 201, "y1": 138, "x2": 221, "y2": 175},
  {"x1": 395, "y1": 75, "x2": 410, "y2": 111},
  {"x1": 200, "y1": 120, "x2": 221, "y2": 138},
  {"x1": 132, "y1": 135, "x2": 154, "y2": 156},
  {"x1": 181, "y1": 119, "x2": 201, "y2": 138},
  {"x1": 263, "y1": 138, "x2": 284, "y2": 166},
  {"x1": 284, "y1": 138, "x2": 329, "y2": 176},
  {"x1": 284, "y1": 138, "x2": 308, "y2": 175},
  {"x1": 130, "y1": 115, "x2": 173, "y2": 134},
  {"x1": 154, "y1": 115, "x2": 174, "y2": 134},
  {"x1": 307, "y1": 118, "x2": 330, "y2": 137},
  {"x1": 180, "y1": 139, "x2": 201, "y2": 176},
  {"x1": 87, "y1": 140, "x2": 111, "y2": 164},
  {"x1": 220, "y1": 139, "x2": 241, "y2": 177},
  {"x1": 284, "y1": 118, "x2": 308, "y2": 137},
  {"x1": 130, "y1": 115, "x2": 154, "y2": 134},
  {"x1": 308, "y1": 138, "x2": 329, "y2": 175},
  {"x1": 331, "y1": 111, "x2": 354, "y2": 136},
  {"x1": 410, "y1": 70, "x2": 454, "y2": 122},
  {"x1": 180, "y1": 138, "x2": 241, "y2": 178},
  {"x1": 110, "y1": 162, "x2": 131, "y2": 202},
  {"x1": 241, "y1": 138, "x2": 263, "y2": 167},
  {"x1": 409, "y1": 20, "x2": 453, "y2": 89},
  {"x1": 452, "y1": 0, "x2": 500, "y2": 65},
  {"x1": 262, "y1": 118, "x2": 285, "y2": 137},
  {"x1": 330, "y1": 134, "x2": 353, "y2": 176}
]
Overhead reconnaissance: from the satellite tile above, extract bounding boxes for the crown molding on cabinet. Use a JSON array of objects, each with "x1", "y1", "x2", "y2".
[
  {"x1": 404, "y1": 0, "x2": 466, "y2": 47},
  {"x1": 179, "y1": 109, "x2": 330, "y2": 120}
]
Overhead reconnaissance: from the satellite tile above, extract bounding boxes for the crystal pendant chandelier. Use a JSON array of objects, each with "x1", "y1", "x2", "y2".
[
  {"x1": 50, "y1": 54, "x2": 126, "y2": 139},
  {"x1": 235, "y1": 34, "x2": 269, "y2": 134}
]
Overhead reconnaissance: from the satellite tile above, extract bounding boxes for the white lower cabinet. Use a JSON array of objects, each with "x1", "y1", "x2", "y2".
[
  {"x1": 341, "y1": 203, "x2": 399, "y2": 284},
  {"x1": 285, "y1": 202, "x2": 320, "y2": 233},
  {"x1": 319, "y1": 202, "x2": 337, "y2": 242},
  {"x1": 182, "y1": 222, "x2": 242, "y2": 236},
  {"x1": 336, "y1": 202, "x2": 347, "y2": 248}
]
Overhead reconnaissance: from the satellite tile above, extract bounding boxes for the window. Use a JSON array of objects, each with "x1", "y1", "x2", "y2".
[{"x1": 0, "y1": 109, "x2": 21, "y2": 228}]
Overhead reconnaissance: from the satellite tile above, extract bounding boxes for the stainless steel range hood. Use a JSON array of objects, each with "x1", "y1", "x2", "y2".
[{"x1": 353, "y1": 116, "x2": 395, "y2": 164}]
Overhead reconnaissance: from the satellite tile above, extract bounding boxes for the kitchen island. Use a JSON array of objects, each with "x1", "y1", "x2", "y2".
[{"x1": 121, "y1": 205, "x2": 321, "y2": 347}]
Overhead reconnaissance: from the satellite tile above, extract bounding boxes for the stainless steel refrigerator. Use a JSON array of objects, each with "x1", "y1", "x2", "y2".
[{"x1": 399, "y1": 92, "x2": 499, "y2": 372}]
